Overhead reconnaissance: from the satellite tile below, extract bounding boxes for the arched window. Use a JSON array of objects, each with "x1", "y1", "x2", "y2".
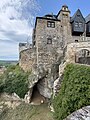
[{"x1": 75, "y1": 49, "x2": 90, "y2": 65}]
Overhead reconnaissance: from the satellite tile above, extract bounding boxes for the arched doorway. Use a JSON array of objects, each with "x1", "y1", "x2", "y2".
[{"x1": 75, "y1": 49, "x2": 90, "y2": 65}]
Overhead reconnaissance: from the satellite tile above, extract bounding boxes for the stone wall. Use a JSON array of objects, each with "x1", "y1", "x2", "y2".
[
  {"x1": 65, "y1": 41, "x2": 90, "y2": 63},
  {"x1": 19, "y1": 48, "x2": 36, "y2": 72},
  {"x1": 35, "y1": 18, "x2": 63, "y2": 69}
]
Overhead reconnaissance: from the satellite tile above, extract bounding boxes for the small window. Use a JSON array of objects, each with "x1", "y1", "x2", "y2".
[
  {"x1": 79, "y1": 22, "x2": 83, "y2": 27},
  {"x1": 75, "y1": 40, "x2": 78, "y2": 42},
  {"x1": 47, "y1": 38, "x2": 52, "y2": 44},
  {"x1": 77, "y1": 14, "x2": 80, "y2": 17},
  {"x1": 47, "y1": 21, "x2": 55, "y2": 28},
  {"x1": 33, "y1": 41, "x2": 36, "y2": 46},
  {"x1": 63, "y1": 14, "x2": 68, "y2": 17},
  {"x1": 75, "y1": 22, "x2": 78, "y2": 27}
]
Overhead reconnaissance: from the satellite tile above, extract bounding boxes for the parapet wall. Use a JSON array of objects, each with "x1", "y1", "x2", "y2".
[{"x1": 65, "y1": 41, "x2": 90, "y2": 63}]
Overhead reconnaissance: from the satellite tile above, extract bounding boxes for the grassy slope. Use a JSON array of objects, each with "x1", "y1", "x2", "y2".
[
  {"x1": 53, "y1": 63, "x2": 90, "y2": 120},
  {"x1": 0, "y1": 103, "x2": 54, "y2": 120}
]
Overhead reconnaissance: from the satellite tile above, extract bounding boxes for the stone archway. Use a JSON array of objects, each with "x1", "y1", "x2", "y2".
[{"x1": 75, "y1": 49, "x2": 90, "y2": 65}]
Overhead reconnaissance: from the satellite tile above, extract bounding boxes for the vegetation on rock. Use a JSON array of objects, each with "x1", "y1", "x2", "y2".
[
  {"x1": 0, "y1": 65, "x2": 30, "y2": 98},
  {"x1": 53, "y1": 63, "x2": 90, "y2": 120}
]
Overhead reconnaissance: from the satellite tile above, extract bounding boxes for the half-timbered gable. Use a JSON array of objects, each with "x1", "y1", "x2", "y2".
[
  {"x1": 71, "y1": 9, "x2": 85, "y2": 35},
  {"x1": 85, "y1": 14, "x2": 90, "y2": 36}
]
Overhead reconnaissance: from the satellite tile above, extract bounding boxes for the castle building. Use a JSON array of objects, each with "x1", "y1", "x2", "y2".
[{"x1": 19, "y1": 5, "x2": 90, "y2": 100}]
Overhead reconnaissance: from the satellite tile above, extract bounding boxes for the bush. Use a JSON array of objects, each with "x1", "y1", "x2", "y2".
[
  {"x1": 53, "y1": 64, "x2": 90, "y2": 120},
  {"x1": 0, "y1": 65, "x2": 30, "y2": 98}
]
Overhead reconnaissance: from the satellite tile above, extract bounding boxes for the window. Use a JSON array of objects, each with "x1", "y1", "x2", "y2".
[
  {"x1": 47, "y1": 38, "x2": 52, "y2": 44},
  {"x1": 75, "y1": 22, "x2": 83, "y2": 27},
  {"x1": 77, "y1": 15, "x2": 80, "y2": 17},
  {"x1": 75, "y1": 40, "x2": 78, "y2": 42},
  {"x1": 63, "y1": 14, "x2": 68, "y2": 17},
  {"x1": 33, "y1": 41, "x2": 36, "y2": 46},
  {"x1": 79, "y1": 22, "x2": 83, "y2": 27},
  {"x1": 81, "y1": 49, "x2": 90, "y2": 57},
  {"x1": 75, "y1": 22, "x2": 78, "y2": 27},
  {"x1": 47, "y1": 21, "x2": 55, "y2": 28}
]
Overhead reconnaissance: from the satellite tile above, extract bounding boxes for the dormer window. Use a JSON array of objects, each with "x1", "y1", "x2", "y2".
[
  {"x1": 47, "y1": 21, "x2": 55, "y2": 28},
  {"x1": 75, "y1": 22, "x2": 83, "y2": 27},
  {"x1": 79, "y1": 22, "x2": 83, "y2": 27},
  {"x1": 75, "y1": 22, "x2": 78, "y2": 27}
]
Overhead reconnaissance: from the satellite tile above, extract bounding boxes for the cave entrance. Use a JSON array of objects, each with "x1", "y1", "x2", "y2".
[{"x1": 30, "y1": 82, "x2": 46, "y2": 105}]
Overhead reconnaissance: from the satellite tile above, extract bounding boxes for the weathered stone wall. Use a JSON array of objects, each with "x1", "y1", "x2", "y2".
[
  {"x1": 65, "y1": 41, "x2": 90, "y2": 63},
  {"x1": 35, "y1": 19, "x2": 63, "y2": 69},
  {"x1": 19, "y1": 48, "x2": 36, "y2": 72}
]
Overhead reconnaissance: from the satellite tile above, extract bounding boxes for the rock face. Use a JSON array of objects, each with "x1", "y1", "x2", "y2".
[
  {"x1": 0, "y1": 93, "x2": 21, "y2": 109},
  {"x1": 37, "y1": 78, "x2": 53, "y2": 98},
  {"x1": 65, "y1": 106, "x2": 90, "y2": 120}
]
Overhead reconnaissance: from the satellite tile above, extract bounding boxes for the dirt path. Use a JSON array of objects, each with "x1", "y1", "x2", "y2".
[{"x1": 0, "y1": 95, "x2": 54, "y2": 120}]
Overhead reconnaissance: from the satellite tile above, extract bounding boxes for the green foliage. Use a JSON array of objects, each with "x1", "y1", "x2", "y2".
[
  {"x1": 0, "y1": 65, "x2": 30, "y2": 98},
  {"x1": 53, "y1": 64, "x2": 90, "y2": 120}
]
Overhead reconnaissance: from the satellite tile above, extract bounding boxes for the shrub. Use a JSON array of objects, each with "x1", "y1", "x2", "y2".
[
  {"x1": 53, "y1": 64, "x2": 90, "y2": 120},
  {"x1": 0, "y1": 65, "x2": 30, "y2": 98}
]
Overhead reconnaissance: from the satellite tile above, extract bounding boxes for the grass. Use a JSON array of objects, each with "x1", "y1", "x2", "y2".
[
  {"x1": 0, "y1": 103, "x2": 54, "y2": 120},
  {"x1": 53, "y1": 63, "x2": 90, "y2": 120}
]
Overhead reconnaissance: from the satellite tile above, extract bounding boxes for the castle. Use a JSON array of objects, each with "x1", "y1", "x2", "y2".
[{"x1": 19, "y1": 5, "x2": 90, "y2": 100}]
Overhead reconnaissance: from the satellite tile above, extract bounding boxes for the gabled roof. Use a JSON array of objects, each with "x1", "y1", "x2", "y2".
[
  {"x1": 85, "y1": 14, "x2": 90, "y2": 23},
  {"x1": 70, "y1": 9, "x2": 85, "y2": 22}
]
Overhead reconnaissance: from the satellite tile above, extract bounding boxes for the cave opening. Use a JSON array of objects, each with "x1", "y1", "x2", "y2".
[{"x1": 30, "y1": 81, "x2": 46, "y2": 105}]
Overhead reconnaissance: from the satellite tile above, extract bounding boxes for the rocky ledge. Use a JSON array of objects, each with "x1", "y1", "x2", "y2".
[{"x1": 65, "y1": 106, "x2": 90, "y2": 120}]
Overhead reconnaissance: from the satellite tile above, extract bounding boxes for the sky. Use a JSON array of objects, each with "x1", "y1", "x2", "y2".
[{"x1": 0, "y1": 0, "x2": 90, "y2": 61}]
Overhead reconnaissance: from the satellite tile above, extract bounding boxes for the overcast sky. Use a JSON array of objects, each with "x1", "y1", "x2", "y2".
[
  {"x1": 0, "y1": 0, "x2": 90, "y2": 61},
  {"x1": 0, "y1": 0, "x2": 39, "y2": 61}
]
